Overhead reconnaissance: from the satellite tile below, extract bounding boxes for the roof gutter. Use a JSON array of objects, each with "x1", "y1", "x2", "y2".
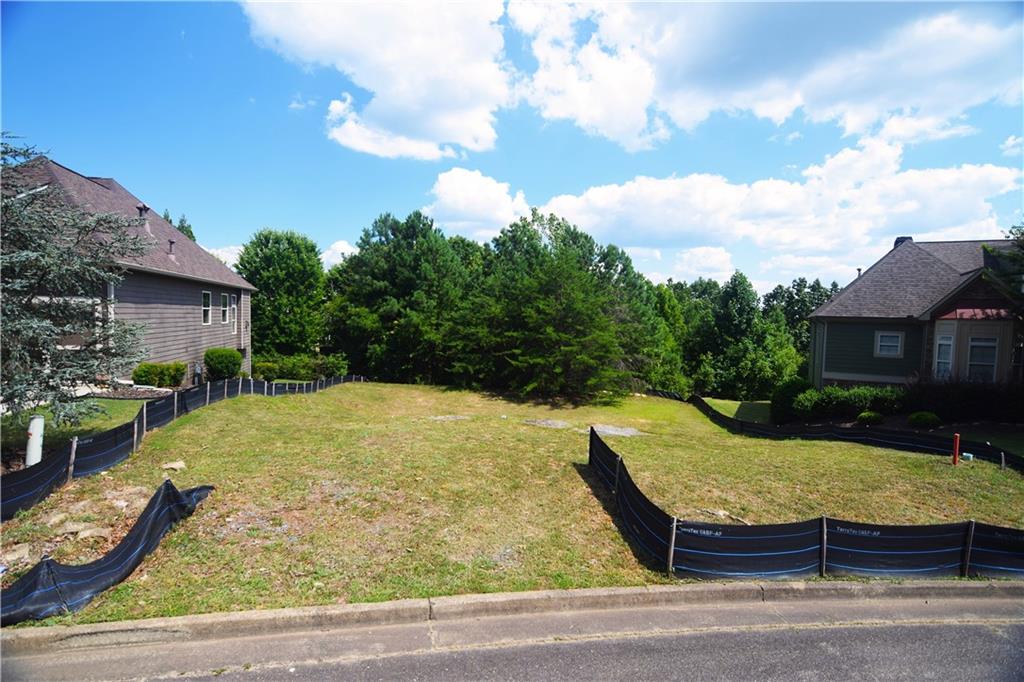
[{"x1": 117, "y1": 262, "x2": 257, "y2": 291}]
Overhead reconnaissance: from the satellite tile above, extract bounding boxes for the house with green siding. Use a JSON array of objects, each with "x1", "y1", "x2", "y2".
[{"x1": 807, "y1": 237, "x2": 1021, "y2": 388}]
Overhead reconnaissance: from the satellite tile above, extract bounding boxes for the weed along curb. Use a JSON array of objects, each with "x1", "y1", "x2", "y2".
[{"x1": 4, "y1": 581, "x2": 1023, "y2": 656}]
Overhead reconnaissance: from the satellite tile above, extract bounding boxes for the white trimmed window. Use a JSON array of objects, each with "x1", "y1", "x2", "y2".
[
  {"x1": 967, "y1": 337, "x2": 997, "y2": 382},
  {"x1": 874, "y1": 331, "x2": 904, "y2": 358},
  {"x1": 221, "y1": 293, "x2": 229, "y2": 323},
  {"x1": 934, "y1": 335, "x2": 954, "y2": 380},
  {"x1": 231, "y1": 294, "x2": 238, "y2": 334},
  {"x1": 202, "y1": 291, "x2": 211, "y2": 325}
]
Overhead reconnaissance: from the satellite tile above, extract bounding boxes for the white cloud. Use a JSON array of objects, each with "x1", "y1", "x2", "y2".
[
  {"x1": 203, "y1": 244, "x2": 243, "y2": 268},
  {"x1": 759, "y1": 254, "x2": 859, "y2": 287},
  {"x1": 624, "y1": 247, "x2": 662, "y2": 261},
  {"x1": 288, "y1": 94, "x2": 317, "y2": 111},
  {"x1": 320, "y1": 240, "x2": 358, "y2": 268},
  {"x1": 672, "y1": 246, "x2": 735, "y2": 282},
  {"x1": 1001, "y1": 134, "x2": 1023, "y2": 156},
  {"x1": 877, "y1": 114, "x2": 976, "y2": 143},
  {"x1": 424, "y1": 167, "x2": 529, "y2": 241},
  {"x1": 326, "y1": 94, "x2": 457, "y2": 161},
  {"x1": 508, "y1": 6, "x2": 1021, "y2": 150},
  {"x1": 541, "y1": 137, "x2": 1019, "y2": 255},
  {"x1": 243, "y1": 1, "x2": 510, "y2": 160}
]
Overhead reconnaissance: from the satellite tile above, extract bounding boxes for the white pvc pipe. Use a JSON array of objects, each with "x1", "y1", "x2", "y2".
[{"x1": 26, "y1": 415, "x2": 44, "y2": 467}]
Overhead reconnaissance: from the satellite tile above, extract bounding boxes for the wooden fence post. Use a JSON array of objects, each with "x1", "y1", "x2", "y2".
[
  {"x1": 66, "y1": 436, "x2": 78, "y2": 484},
  {"x1": 132, "y1": 418, "x2": 138, "y2": 454},
  {"x1": 613, "y1": 456, "x2": 622, "y2": 497},
  {"x1": 224, "y1": 380, "x2": 228, "y2": 399},
  {"x1": 173, "y1": 391, "x2": 178, "y2": 420},
  {"x1": 142, "y1": 402, "x2": 147, "y2": 433},
  {"x1": 666, "y1": 517, "x2": 678, "y2": 576},
  {"x1": 206, "y1": 382, "x2": 211, "y2": 406}
]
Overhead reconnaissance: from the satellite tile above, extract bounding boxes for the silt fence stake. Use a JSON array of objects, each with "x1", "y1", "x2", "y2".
[
  {"x1": 132, "y1": 418, "x2": 138, "y2": 454},
  {"x1": 173, "y1": 391, "x2": 178, "y2": 420},
  {"x1": 66, "y1": 436, "x2": 78, "y2": 484},
  {"x1": 142, "y1": 402, "x2": 147, "y2": 433},
  {"x1": 224, "y1": 380, "x2": 228, "y2": 399},
  {"x1": 666, "y1": 516, "x2": 678, "y2": 576},
  {"x1": 961, "y1": 520, "x2": 976, "y2": 577},
  {"x1": 1001, "y1": 452, "x2": 1006, "y2": 470},
  {"x1": 613, "y1": 456, "x2": 622, "y2": 497},
  {"x1": 819, "y1": 516, "x2": 828, "y2": 577},
  {"x1": 206, "y1": 382, "x2": 211, "y2": 406}
]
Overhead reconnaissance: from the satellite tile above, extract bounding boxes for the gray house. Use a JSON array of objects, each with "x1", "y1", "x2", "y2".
[
  {"x1": 808, "y1": 237, "x2": 1021, "y2": 388},
  {"x1": 9, "y1": 157, "x2": 255, "y2": 381}
]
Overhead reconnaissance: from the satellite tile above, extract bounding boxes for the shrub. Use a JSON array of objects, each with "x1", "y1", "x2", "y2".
[
  {"x1": 908, "y1": 411, "x2": 942, "y2": 428},
  {"x1": 770, "y1": 376, "x2": 812, "y2": 424},
  {"x1": 793, "y1": 385, "x2": 905, "y2": 421},
  {"x1": 277, "y1": 354, "x2": 316, "y2": 381},
  {"x1": 316, "y1": 352, "x2": 349, "y2": 378},
  {"x1": 132, "y1": 361, "x2": 186, "y2": 388},
  {"x1": 252, "y1": 359, "x2": 278, "y2": 381},
  {"x1": 856, "y1": 410, "x2": 883, "y2": 425},
  {"x1": 204, "y1": 348, "x2": 242, "y2": 381}
]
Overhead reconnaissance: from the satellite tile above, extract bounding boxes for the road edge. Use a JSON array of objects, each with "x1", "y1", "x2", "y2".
[{"x1": 4, "y1": 580, "x2": 1022, "y2": 656}]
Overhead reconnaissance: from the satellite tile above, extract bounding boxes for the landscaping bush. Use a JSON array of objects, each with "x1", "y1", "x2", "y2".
[
  {"x1": 252, "y1": 358, "x2": 279, "y2": 382},
  {"x1": 132, "y1": 361, "x2": 186, "y2": 388},
  {"x1": 856, "y1": 410, "x2": 883, "y2": 426},
  {"x1": 770, "y1": 376, "x2": 812, "y2": 424},
  {"x1": 315, "y1": 353, "x2": 349, "y2": 379},
  {"x1": 253, "y1": 352, "x2": 349, "y2": 381},
  {"x1": 277, "y1": 354, "x2": 317, "y2": 381},
  {"x1": 204, "y1": 348, "x2": 242, "y2": 381},
  {"x1": 793, "y1": 385, "x2": 905, "y2": 421},
  {"x1": 908, "y1": 410, "x2": 942, "y2": 428},
  {"x1": 904, "y1": 381, "x2": 1024, "y2": 423}
]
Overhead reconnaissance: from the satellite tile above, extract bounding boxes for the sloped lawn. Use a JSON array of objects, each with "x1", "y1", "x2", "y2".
[{"x1": 2, "y1": 383, "x2": 1021, "y2": 626}]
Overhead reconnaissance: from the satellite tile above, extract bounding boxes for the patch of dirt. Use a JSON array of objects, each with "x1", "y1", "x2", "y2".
[
  {"x1": 590, "y1": 424, "x2": 647, "y2": 437},
  {"x1": 524, "y1": 419, "x2": 571, "y2": 429}
]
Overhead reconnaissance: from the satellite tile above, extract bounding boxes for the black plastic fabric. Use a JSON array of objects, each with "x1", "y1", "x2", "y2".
[
  {"x1": 1, "y1": 480, "x2": 212, "y2": 626},
  {"x1": 969, "y1": 523, "x2": 1024, "y2": 578},
  {"x1": 825, "y1": 519, "x2": 967, "y2": 577},
  {"x1": 1, "y1": 376, "x2": 367, "y2": 521},
  {"x1": 72, "y1": 419, "x2": 137, "y2": 478},
  {"x1": 587, "y1": 427, "x2": 1023, "y2": 581},
  {"x1": 673, "y1": 519, "x2": 820, "y2": 579},
  {"x1": 649, "y1": 391, "x2": 1024, "y2": 473},
  {"x1": 0, "y1": 451, "x2": 71, "y2": 521}
]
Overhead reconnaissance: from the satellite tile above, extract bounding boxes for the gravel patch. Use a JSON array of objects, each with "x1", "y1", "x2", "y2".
[
  {"x1": 524, "y1": 419, "x2": 571, "y2": 429},
  {"x1": 591, "y1": 424, "x2": 647, "y2": 437},
  {"x1": 428, "y1": 415, "x2": 470, "y2": 422}
]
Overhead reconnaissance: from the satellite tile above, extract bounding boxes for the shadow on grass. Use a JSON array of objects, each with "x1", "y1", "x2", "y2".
[
  {"x1": 570, "y1": 461, "x2": 665, "y2": 574},
  {"x1": 733, "y1": 401, "x2": 771, "y2": 425}
]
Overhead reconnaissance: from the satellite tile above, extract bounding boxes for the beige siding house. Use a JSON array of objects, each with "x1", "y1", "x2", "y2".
[{"x1": 9, "y1": 157, "x2": 255, "y2": 381}]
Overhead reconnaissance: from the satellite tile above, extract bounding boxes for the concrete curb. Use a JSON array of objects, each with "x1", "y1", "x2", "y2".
[{"x1": 4, "y1": 580, "x2": 1022, "y2": 656}]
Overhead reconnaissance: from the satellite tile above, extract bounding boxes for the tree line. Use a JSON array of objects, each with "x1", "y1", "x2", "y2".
[{"x1": 237, "y1": 210, "x2": 840, "y2": 403}]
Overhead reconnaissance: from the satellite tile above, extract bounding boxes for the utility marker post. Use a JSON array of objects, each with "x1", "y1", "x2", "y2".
[
  {"x1": 952, "y1": 433, "x2": 960, "y2": 466},
  {"x1": 25, "y1": 415, "x2": 44, "y2": 467}
]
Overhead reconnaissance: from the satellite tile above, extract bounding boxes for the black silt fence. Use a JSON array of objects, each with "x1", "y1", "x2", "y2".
[
  {"x1": 648, "y1": 390, "x2": 1024, "y2": 474},
  {"x1": 588, "y1": 428, "x2": 1024, "y2": 580},
  {"x1": 1, "y1": 480, "x2": 212, "y2": 626},
  {"x1": 1, "y1": 375, "x2": 368, "y2": 521}
]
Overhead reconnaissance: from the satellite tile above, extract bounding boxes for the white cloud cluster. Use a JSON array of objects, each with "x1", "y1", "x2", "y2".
[
  {"x1": 1001, "y1": 134, "x2": 1024, "y2": 156},
  {"x1": 425, "y1": 137, "x2": 1019, "y2": 285},
  {"x1": 424, "y1": 168, "x2": 530, "y2": 241},
  {"x1": 243, "y1": 1, "x2": 510, "y2": 159},
  {"x1": 202, "y1": 244, "x2": 243, "y2": 268},
  {"x1": 505, "y1": 5, "x2": 1020, "y2": 149},
  {"x1": 320, "y1": 239, "x2": 358, "y2": 268}
]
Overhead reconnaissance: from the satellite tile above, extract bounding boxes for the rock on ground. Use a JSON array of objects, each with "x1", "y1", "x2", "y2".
[{"x1": 591, "y1": 424, "x2": 647, "y2": 437}]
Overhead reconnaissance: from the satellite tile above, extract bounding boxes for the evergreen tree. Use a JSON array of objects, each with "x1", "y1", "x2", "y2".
[
  {"x1": 2, "y1": 141, "x2": 148, "y2": 424},
  {"x1": 237, "y1": 229, "x2": 324, "y2": 355},
  {"x1": 161, "y1": 209, "x2": 197, "y2": 241}
]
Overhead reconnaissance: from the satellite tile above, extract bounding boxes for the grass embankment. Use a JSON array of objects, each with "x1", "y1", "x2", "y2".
[
  {"x1": 703, "y1": 398, "x2": 771, "y2": 424},
  {"x1": 2, "y1": 383, "x2": 1022, "y2": 625},
  {"x1": 1, "y1": 399, "x2": 144, "y2": 462}
]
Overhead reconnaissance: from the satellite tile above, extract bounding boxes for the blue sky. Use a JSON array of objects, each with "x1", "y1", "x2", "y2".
[{"x1": 3, "y1": 1, "x2": 1022, "y2": 292}]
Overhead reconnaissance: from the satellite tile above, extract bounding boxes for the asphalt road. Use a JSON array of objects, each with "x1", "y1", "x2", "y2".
[
  {"x1": 217, "y1": 623, "x2": 1024, "y2": 682},
  {"x1": 5, "y1": 597, "x2": 1023, "y2": 681}
]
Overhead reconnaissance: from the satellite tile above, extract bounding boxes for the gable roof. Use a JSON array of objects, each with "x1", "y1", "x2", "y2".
[
  {"x1": 5, "y1": 157, "x2": 254, "y2": 290},
  {"x1": 810, "y1": 238, "x2": 1012, "y2": 320}
]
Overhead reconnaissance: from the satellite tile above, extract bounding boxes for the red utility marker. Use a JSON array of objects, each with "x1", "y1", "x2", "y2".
[{"x1": 952, "y1": 433, "x2": 960, "y2": 466}]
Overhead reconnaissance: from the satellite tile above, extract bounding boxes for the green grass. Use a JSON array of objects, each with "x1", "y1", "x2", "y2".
[
  {"x1": 1, "y1": 399, "x2": 144, "y2": 460},
  {"x1": 704, "y1": 398, "x2": 771, "y2": 424},
  {"x1": 936, "y1": 427, "x2": 1024, "y2": 457},
  {"x1": 2, "y1": 383, "x2": 1021, "y2": 626}
]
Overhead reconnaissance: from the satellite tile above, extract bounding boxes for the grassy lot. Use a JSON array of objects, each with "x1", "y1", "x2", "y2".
[
  {"x1": 703, "y1": 398, "x2": 771, "y2": 424},
  {"x1": 2, "y1": 383, "x2": 1022, "y2": 626},
  {"x1": 1, "y1": 399, "x2": 144, "y2": 462}
]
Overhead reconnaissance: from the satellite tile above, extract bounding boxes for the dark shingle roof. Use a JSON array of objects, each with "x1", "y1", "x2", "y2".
[
  {"x1": 810, "y1": 239, "x2": 1011, "y2": 320},
  {"x1": 5, "y1": 157, "x2": 254, "y2": 290}
]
